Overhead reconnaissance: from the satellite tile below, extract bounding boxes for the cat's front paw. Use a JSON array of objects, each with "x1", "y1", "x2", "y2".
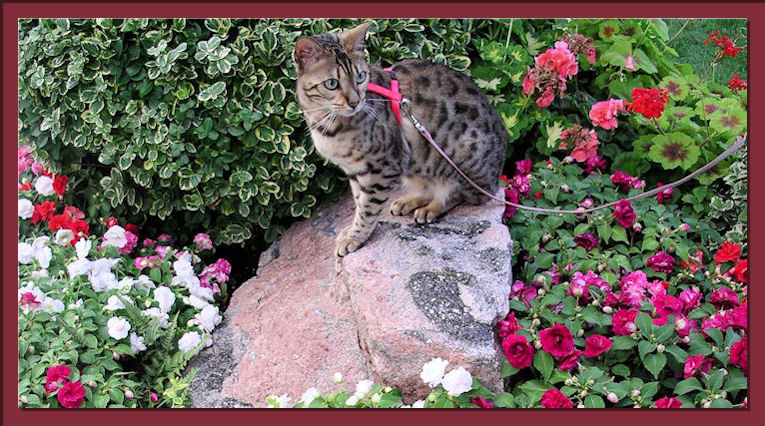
[{"x1": 335, "y1": 228, "x2": 364, "y2": 257}]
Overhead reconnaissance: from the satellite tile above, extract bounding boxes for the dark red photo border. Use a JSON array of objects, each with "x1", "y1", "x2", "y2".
[{"x1": 3, "y1": 2, "x2": 760, "y2": 426}]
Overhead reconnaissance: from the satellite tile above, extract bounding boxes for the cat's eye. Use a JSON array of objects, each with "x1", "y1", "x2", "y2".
[
  {"x1": 355, "y1": 71, "x2": 367, "y2": 84},
  {"x1": 323, "y1": 78, "x2": 339, "y2": 90}
]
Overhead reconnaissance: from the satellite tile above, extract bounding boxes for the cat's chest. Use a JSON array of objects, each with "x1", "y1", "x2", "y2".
[{"x1": 310, "y1": 129, "x2": 362, "y2": 172}]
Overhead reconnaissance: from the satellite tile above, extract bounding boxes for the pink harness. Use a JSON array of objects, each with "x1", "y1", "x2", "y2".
[{"x1": 366, "y1": 67, "x2": 403, "y2": 125}]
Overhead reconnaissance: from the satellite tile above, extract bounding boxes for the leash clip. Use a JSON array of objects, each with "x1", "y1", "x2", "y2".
[{"x1": 400, "y1": 98, "x2": 426, "y2": 133}]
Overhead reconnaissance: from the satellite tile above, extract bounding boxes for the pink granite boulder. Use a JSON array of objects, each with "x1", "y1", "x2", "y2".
[{"x1": 188, "y1": 188, "x2": 513, "y2": 407}]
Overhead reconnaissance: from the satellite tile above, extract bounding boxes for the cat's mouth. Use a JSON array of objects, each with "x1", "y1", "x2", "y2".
[{"x1": 336, "y1": 101, "x2": 365, "y2": 117}]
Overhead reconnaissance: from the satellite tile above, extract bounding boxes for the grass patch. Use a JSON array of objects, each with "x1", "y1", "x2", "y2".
[{"x1": 665, "y1": 18, "x2": 747, "y2": 86}]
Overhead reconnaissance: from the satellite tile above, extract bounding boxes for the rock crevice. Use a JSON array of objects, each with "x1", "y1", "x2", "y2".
[{"x1": 188, "y1": 189, "x2": 512, "y2": 407}]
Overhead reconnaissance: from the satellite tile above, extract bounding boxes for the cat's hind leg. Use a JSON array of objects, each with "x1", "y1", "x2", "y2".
[{"x1": 390, "y1": 176, "x2": 432, "y2": 216}]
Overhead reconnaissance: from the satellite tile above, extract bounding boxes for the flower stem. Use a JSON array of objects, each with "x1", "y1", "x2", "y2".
[{"x1": 667, "y1": 19, "x2": 692, "y2": 45}]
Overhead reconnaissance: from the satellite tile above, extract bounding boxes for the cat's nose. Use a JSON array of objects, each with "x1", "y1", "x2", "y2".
[{"x1": 348, "y1": 99, "x2": 359, "y2": 108}]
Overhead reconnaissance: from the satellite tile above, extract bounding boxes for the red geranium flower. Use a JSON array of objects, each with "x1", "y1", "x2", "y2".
[
  {"x1": 714, "y1": 242, "x2": 741, "y2": 263},
  {"x1": 583, "y1": 335, "x2": 613, "y2": 357},
  {"x1": 706, "y1": 31, "x2": 745, "y2": 58},
  {"x1": 728, "y1": 73, "x2": 748, "y2": 90},
  {"x1": 540, "y1": 323, "x2": 574, "y2": 358},
  {"x1": 655, "y1": 396, "x2": 682, "y2": 408},
  {"x1": 52, "y1": 175, "x2": 69, "y2": 198},
  {"x1": 502, "y1": 334, "x2": 534, "y2": 369},
  {"x1": 57, "y1": 381, "x2": 85, "y2": 408},
  {"x1": 30, "y1": 201, "x2": 56, "y2": 224},
  {"x1": 731, "y1": 259, "x2": 747, "y2": 283},
  {"x1": 541, "y1": 388, "x2": 573, "y2": 408},
  {"x1": 626, "y1": 87, "x2": 670, "y2": 119}
]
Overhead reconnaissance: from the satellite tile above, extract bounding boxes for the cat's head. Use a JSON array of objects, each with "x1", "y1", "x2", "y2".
[{"x1": 293, "y1": 22, "x2": 372, "y2": 118}]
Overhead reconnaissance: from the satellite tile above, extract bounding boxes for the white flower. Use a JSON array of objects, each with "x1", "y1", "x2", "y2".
[
  {"x1": 90, "y1": 271, "x2": 119, "y2": 292},
  {"x1": 134, "y1": 274, "x2": 155, "y2": 292},
  {"x1": 186, "y1": 294, "x2": 211, "y2": 309},
  {"x1": 412, "y1": 400, "x2": 426, "y2": 408},
  {"x1": 333, "y1": 372, "x2": 343, "y2": 383},
  {"x1": 355, "y1": 379, "x2": 374, "y2": 397},
  {"x1": 141, "y1": 307, "x2": 170, "y2": 328},
  {"x1": 35, "y1": 246, "x2": 52, "y2": 269},
  {"x1": 117, "y1": 277, "x2": 134, "y2": 292},
  {"x1": 203, "y1": 333, "x2": 213, "y2": 347},
  {"x1": 41, "y1": 298, "x2": 65, "y2": 313},
  {"x1": 178, "y1": 331, "x2": 202, "y2": 353},
  {"x1": 441, "y1": 366, "x2": 472, "y2": 397},
  {"x1": 18, "y1": 198, "x2": 34, "y2": 219},
  {"x1": 300, "y1": 387, "x2": 321, "y2": 407},
  {"x1": 67, "y1": 258, "x2": 92, "y2": 278},
  {"x1": 75, "y1": 239, "x2": 92, "y2": 260},
  {"x1": 34, "y1": 175, "x2": 55, "y2": 196},
  {"x1": 18, "y1": 242, "x2": 34, "y2": 264},
  {"x1": 103, "y1": 225, "x2": 127, "y2": 249},
  {"x1": 129, "y1": 332, "x2": 146, "y2": 355},
  {"x1": 184, "y1": 275, "x2": 214, "y2": 301},
  {"x1": 154, "y1": 286, "x2": 176, "y2": 313},
  {"x1": 107, "y1": 317, "x2": 131, "y2": 340},
  {"x1": 194, "y1": 305, "x2": 222, "y2": 333},
  {"x1": 420, "y1": 357, "x2": 449, "y2": 387},
  {"x1": 345, "y1": 395, "x2": 359, "y2": 406},
  {"x1": 30, "y1": 270, "x2": 48, "y2": 279},
  {"x1": 172, "y1": 254, "x2": 195, "y2": 281},
  {"x1": 90, "y1": 258, "x2": 122, "y2": 276},
  {"x1": 103, "y1": 294, "x2": 132, "y2": 311},
  {"x1": 54, "y1": 229, "x2": 74, "y2": 246},
  {"x1": 267, "y1": 394, "x2": 292, "y2": 408}
]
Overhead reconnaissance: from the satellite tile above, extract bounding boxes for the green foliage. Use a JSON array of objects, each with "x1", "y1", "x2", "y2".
[{"x1": 18, "y1": 18, "x2": 481, "y2": 245}]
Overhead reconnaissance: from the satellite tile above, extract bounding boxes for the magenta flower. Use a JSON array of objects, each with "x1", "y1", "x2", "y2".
[
  {"x1": 497, "y1": 312, "x2": 521, "y2": 339},
  {"x1": 651, "y1": 293, "x2": 683, "y2": 319},
  {"x1": 678, "y1": 288, "x2": 702, "y2": 313},
  {"x1": 655, "y1": 397, "x2": 682, "y2": 408},
  {"x1": 584, "y1": 155, "x2": 607, "y2": 174},
  {"x1": 612, "y1": 199, "x2": 636, "y2": 228},
  {"x1": 657, "y1": 182, "x2": 674, "y2": 204},
  {"x1": 516, "y1": 158, "x2": 532, "y2": 175},
  {"x1": 502, "y1": 334, "x2": 534, "y2": 369},
  {"x1": 557, "y1": 350, "x2": 583, "y2": 371},
  {"x1": 647, "y1": 251, "x2": 675, "y2": 273},
  {"x1": 574, "y1": 233, "x2": 597, "y2": 251},
  {"x1": 541, "y1": 388, "x2": 573, "y2": 408},
  {"x1": 540, "y1": 323, "x2": 574, "y2": 358},
  {"x1": 709, "y1": 287, "x2": 739, "y2": 310},
  {"x1": 730, "y1": 337, "x2": 747, "y2": 371},
  {"x1": 612, "y1": 309, "x2": 639, "y2": 335},
  {"x1": 684, "y1": 355, "x2": 712, "y2": 379},
  {"x1": 583, "y1": 335, "x2": 613, "y2": 357},
  {"x1": 193, "y1": 233, "x2": 213, "y2": 251}
]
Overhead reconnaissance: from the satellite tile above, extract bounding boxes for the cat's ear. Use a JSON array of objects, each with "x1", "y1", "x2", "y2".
[
  {"x1": 294, "y1": 36, "x2": 326, "y2": 72},
  {"x1": 340, "y1": 21, "x2": 372, "y2": 54}
]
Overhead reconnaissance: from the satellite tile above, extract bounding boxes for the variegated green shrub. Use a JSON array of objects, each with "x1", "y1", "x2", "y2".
[{"x1": 18, "y1": 18, "x2": 479, "y2": 244}]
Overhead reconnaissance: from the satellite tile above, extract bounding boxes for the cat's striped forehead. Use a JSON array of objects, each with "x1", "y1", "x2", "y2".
[{"x1": 311, "y1": 33, "x2": 356, "y2": 76}]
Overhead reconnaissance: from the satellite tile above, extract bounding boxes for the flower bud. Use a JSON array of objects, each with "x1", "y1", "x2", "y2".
[
  {"x1": 631, "y1": 390, "x2": 641, "y2": 398},
  {"x1": 586, "y1": 379, "x2": 595, "y2": 387},
  {"x1": 632, "y1": 223, "x2": 642, "y2": 233},
  {"x1": 681, "y1": 336, "x2": 690, "y2": 344},
  {"x1": 87, "y1": 381, "x2": 96, "y2": 388},
  {"x1": 28, "y1": 345, "x2": 35, "y2": 354},
  {"x1": 720, "y1": 391, "x2": 727, "y2": 399},
  {"x1": 20, "y1": 396, "x2": 28, "y2": 404},
  {"x1": 607, "y1": 392, "x2": 619, "y2": 403},
  {"x1": 602, "y1": 306, "x2": 613, "y2": 314},
  {"x1": 572, "y1": 287, "x2": 584, "y2": 298},
  {"x1": 680, "y1": 223, "x2": 690, "y2": 232},
  {"x1": 703, "y1": 400, "x2": 711, "y2": 408},
  {"x1": 531, "y1": 318, "x2": 541, "y2": 328},
  {"x1": 384, "y1": 386, "x2": 392, "y2": 393},
  {"x1": 656, "y1": 344, "x2": 665, "y2": 353},
  {"x1": 150, "y1": 393, "x2": 159, "y2": 403},
  {"x1": 721, "y1": 369, "x2": 728, "y2": 377},
  {"x1": 113, "y1": 351, "x2": 120, "y2": 361},
  {"x1": 579, "y1": 390, "x2": 588, "y2": 398},
  {"x1": 577, "y1": 403, "x2": 585, "y2": 408},
  {"x1": 534, "y1": 340, "x2": 543, "y2": 349},
  {"x1": 537, "y1": 288, "x2": 546, "y2": 296},
  {"x1": 561, "y1": 184, "x2": 570, "y2": 192},
  {"x1": 576, "y1": 329, "x2": 584, "y2": 337},
  {"x1": 597, "y1": 263, "x2": 605, "y2": 272},
  {"x1": 353, "y1": 391, "x2": 366, "y2": 400},
  {"x1": 667, "y1": 245, "x2": 675, "y2": 253},
  {"x1": 124, "y1": 389, "x2": 134, "y2": 399},
  {"x1": 542, "y1": 233, "x2": 553, "y2": 243},
  {"x1": 565, "y1": 378, "x2": 574, "y2": 386},
  {"x1": 333, "y1": 372, "x2": 343, "y2": 384}
]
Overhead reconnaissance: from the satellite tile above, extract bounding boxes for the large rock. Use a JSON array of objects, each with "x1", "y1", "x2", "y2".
[{"x1": 188, "y1": 188, "x2": 513, "y2": 407}]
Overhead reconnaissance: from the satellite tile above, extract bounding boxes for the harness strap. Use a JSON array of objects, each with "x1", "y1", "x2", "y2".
[{"x1": 366, "y1": 67, "x2": 403, "y2": 125}]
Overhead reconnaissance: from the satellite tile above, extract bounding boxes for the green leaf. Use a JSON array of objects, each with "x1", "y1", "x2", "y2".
[
  {"x1": 610, "y1": 336, "x2": 636, "y2": 350},
  {"x1": 501, "y1": 360, "x2": 519, "y2": 378},
  {"x1": 93, "y1": 393, "x2": 109, "y2": 408},
  {"x1": 638, "y1": 341, "x2": 657, "y2": 360},
  {"x1": 493, "y1": 392, "x2": 516, "y2": 408},
  {"x1": 635, "y1": 312, "x2": 653, "y2": 337},
  {"x1": 674, "y1": 377, "x2": 703, "y2": 395},
  {"x1": 643, "y1": 353, "x2": 666, "y2": 379},
  {"x1": 654, "y1": 323, "x2": 675, "y2": 342},
  {"x1": 611, "y1": 364, "x2": 631, "y2": 377},
  {"x1": 705, "y1": 328, "x2": 724, "y2": 348},
  {"x1": 611, "y1": 226, "x2": 628, "y2": 243},
  {"x1": 723, "y1": 376, "x2": 748, "y2": 392},
  {"x1": 533, "y1": 350, "x2": 554, "y2": 382},
  {"x1": 584, "y1": 395, "x2": 605, "y2": 408},
  {"x1": 709, "y1": 399, "x2": 733, "y2": 408},
  {"x1": 632, "y1": 48, "x2": 657, "y2": 74},
  {"x1": 663, "y1": 345, "x2": 689, "y2": 363},
  {"x1": 706, "y1": 369, "x2": 725, "y2": 391},
  {"x1": 648, "y1": 133, "x2": 701, "y2": 170}
]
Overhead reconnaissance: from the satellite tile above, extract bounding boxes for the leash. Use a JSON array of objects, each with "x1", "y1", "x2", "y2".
[{"x1": 398, "y1": 98, "x2": 747, "y2": 215}]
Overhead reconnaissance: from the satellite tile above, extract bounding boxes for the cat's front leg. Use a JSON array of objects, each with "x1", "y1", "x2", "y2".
[{"x1": 336, "y1": 175, "x2": 392, "y2": 256}]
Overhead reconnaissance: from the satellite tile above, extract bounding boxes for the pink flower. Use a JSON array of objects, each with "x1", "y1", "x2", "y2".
[
  {"x1": 193, "y1": 233, "x2": 213, "y2": 251},
  {"x1": 612, "y1": 309, "x2": 639, "y2": 335},
  {"x1": 610, "y1": 171, "x2": 643, "y2": 191},
  {"x1": 45, "y1": 365, "x2": 71, "y2": 391},
  {"x1": 540, "y1": 323, "x2": 574, "y2": 358},
  {"x1": 516, "y1": 159, "x2": 532, "y2": 175},
  {"x1": 589, "y1": 99, "x2": 626, "y2": 130},
  {"x1": 157, "y1": 233, "x2": 174, "y2": 244},
  {"x1": 684, "y1": 355, "x2": 712, "y2": 379},
  {"x1": 502, "y1": 186, "x2": 520, "y2": 219},
  {"x1": 702, "y1": 311, "x2": 731, "y2": 332},
  {"x1": 709, "y1": 287, "x2": 739, "y2": 310},
  {"x1": 674, "y1": 315, "x2": 695, "y2": 338},
  {"x1": 574, "y1": 233, "x2": 597, "y2": 251},
  {"x1": 150, "y1": 392, "x2": 159, "y2": 403},
  {"x1": 497, "y1": 312, "x2": 521, "y2": 339},
  {"x1": 656, "y1": 183, "x2": 674, "y2": 204},
  {"x1": 729, "y1": 337, "x2": 747, "y2": 371},
  {"x1": 557, "y1": 350, "x2": 583, "y2": 371},
  {"x1": 730, "y1": 303, "x2": 747, "y2": 331},
  {"x1": 502, "y1": 334, "x2": 534, "y2": 369},
  {"x1": 57, "y1": 381, "x2": 86, "y2": 408},
  {"x1": 541, "y1": 388, "x2": 573, "y2": 408},
  {"x1": 470, "y1": 395, "x2": 494, "y2": 408},
  {"x1": 118, "y1": 230, "x2": 138, "y2": 255},
  {"x1": 584, "y1": 155, "x2": 607, "y2": 175},
  {"x1": 651, "y1": 294, "x2": 683, "y2": 319},
  {"x1": 560, "y1": 125, "x2": 600, "y2": 162},
  {"x1": 522, "y1": 72, "x2": 535, "y2": 95},
  {"x1": 612, "y1": 199, "x2": 636, "y2": 228},
  {"x1": 624, "y1": 55, "x2": 636, "y2": 71},
  {"x1": 568, "y1": 281, "x2": 589, "y2": 301},
  {"x1": 583, "y1": 335, "x2": 613, "y2": 357},
  {"x1": 155, "y1": 245, "x2": 170, "y2": 259},
  {"x1": 655, "y1": 396, "x2": 682, "y2": 408},
  {"x1": 143, "y1": 238, "x2": 156, "y2": 248},
  {"x1": 537, "y1": 87, "x2": 555, "y2": 107},
  {"x1": 678, "y1": 288, "x2": 702, "y2": 313},
  {"x1": 19, "y1": 292, "x2": 41, "y2": 311},
  {"x1": 647, "y1": 251, "x2": 675, "y2": 274}
]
